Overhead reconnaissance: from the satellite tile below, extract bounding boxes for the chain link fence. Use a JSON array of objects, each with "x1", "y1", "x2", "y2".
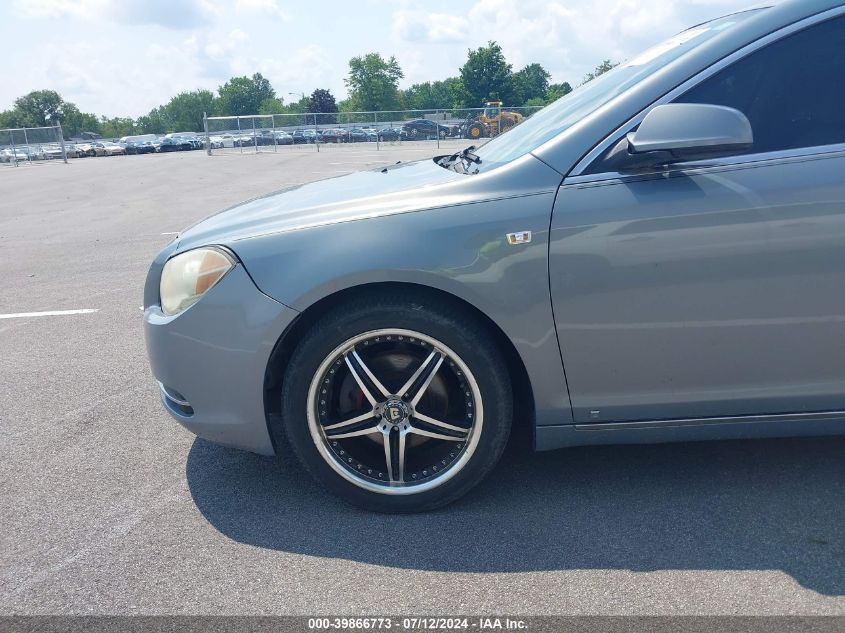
[
  {"x1": 203, "y1": 106, "x2": 544, "y2": 155},
  {"x1": 0, "y1": 125, "x2": 67, "y2": 167},
  {"x1": 0, "y1": 107, "x2": 547, "y2": 167}
]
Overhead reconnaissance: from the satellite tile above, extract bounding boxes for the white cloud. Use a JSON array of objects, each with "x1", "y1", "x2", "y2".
[
  {"x1": 204, "y1": 28, "x2": 250, "y2": 61},
  {"x1": 460, "y1": 0, "x2": 743, "y2": 85},
  {"x1": 392, "y1": 10, "x2": 469, "y2": 44},
  {"x1": 14, "y1": 0, "x2": 218, "y2": 29},
  {"x1": 13, "y1": 0, "x2": 107, "y2": 20},
  {"x1": 145, "y1": 29, "x2": 254, "y2": 86},
  {"x1": 235, "y1": 0, "x2": 287, "y2": 20},
  {"x1": 108, "y1": 0, "x2": 218, "y2": 29},
  {"x1": 142, "y1": 30, "x2": 330, "y2": 103},
  {"x1": 254, "y1": 45, "x2": 334, "y2": 99},
  {"x1": 3, "y1": 0, "x2": 758, "y2": 116}
]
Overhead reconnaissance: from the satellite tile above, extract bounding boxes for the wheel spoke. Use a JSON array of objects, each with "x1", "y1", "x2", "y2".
[
  {"x1": 351, "y1": 349, "x2": 391, "y2": 398},
  {"x1": 380, "y1": 428, "x2": 407, "y2": 483},
  {"x1": 412, "y1": 411, "x2": 469, "y2": 435},
  {"x1": 397, "y1": 350, "x2": 437, "y2": 399},
  {"x1": 397, "y1": 430, "x2": 407, "y2": 483},
  {"x1": 323, "y1": 411, "x2": 375, "y2": 432},
  {"x1": 344, "y1": 350, "x2": 388, "y2": 406},
  {"x1": 383, "y1": 432, "x2": 394, "y2": 483},
  {"x1": 326, "y1": 425, "x2": 381, "y2": 440},
  {"x1": 406, "y1": 352, "x2": 445, "y2": 407},
  {"x1": 408, "y1": 424, "x2": 465, "y2": 442}
]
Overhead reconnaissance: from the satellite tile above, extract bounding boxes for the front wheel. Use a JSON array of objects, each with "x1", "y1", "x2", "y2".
[
  {"x1": 466, "y1": 123, "x2": 486, "y2": 139},
  {"x1": 281, "y1": 296, "x2": 513, "y2": 512}
]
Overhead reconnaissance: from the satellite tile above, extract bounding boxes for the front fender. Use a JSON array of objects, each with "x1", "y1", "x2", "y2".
[{"x1": 228, "y1": 187, "x2": 573, "y2": 428}]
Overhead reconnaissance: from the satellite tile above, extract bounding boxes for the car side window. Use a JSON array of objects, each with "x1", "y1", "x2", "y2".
[
  {"x1": 586, "y1": 14, "x2": 845, "y2": 174},
  {"x1": 674, "y1": 14, "x2": 845, "y2": 155}
]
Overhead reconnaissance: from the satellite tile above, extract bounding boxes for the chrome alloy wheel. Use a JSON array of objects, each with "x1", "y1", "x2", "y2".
[{"x1": 307, "y1": 329, "x2": 483, "y2": 495}]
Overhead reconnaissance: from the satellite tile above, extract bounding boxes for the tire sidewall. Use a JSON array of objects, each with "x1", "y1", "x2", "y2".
[{"x1": 281, "y1": 300, "x2": 512, "y2": 513}]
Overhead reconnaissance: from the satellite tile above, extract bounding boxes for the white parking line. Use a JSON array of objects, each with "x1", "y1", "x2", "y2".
[
  {"x1": 160, "y1": 232, "x2": 180, "y2": 236},
  {"x1": 0, "y1": 309, "x2": 99, "y2": 320}
]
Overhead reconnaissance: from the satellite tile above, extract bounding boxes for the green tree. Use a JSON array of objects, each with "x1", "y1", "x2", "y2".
[
  {"x1": 344, "y1": 53, "x2": 404, "y2": 111},
  {"x1": 285, "y1": 95, "x2": 309, "y2": 114},
  {"x1": 100, "y1": 116, "x2": 137, "y2": 139},
  {"x1": 545, "y1": 81, "x2": 573, "y2": 104},
  {"x1": 337, "y1": 98, "x2": 357, "y2": 113},
  {"x1": 158, "y1": 89, "x2": 216, "y2": 131},
  {"x1": 582, "y1": 60, "x2": 619, "y2": 84},
  {"x1": 440, "y1": 77, "x2": 468, "y2": 109},
  {"x1": 402, "y1": 82, "x2": 434, "y2": 110},
  {"x1": 62, "y1": 104, "x2": 101, "y2": 137},
  {"x1": 136, "y1": 107, "x2": 168, "y2": 134},
  {"x1": 307, "y1": 89, "x2": 338, "y2": 123},
  {"x1": 216, "y1": 73, "x2": 276, "y2": 115},
  {"x1": 402, "y1": 78, "x2": 465, "y2": 110},
  {"x1": 514, "y1": 63, "x2": 551, "y2": 104},
  {"x1": 258, "y1": 97, "x2": 286, "y2": 115},
  {"x1": 13, "y1": 90, "x2": 67, "y2": 126},
  {"x1": 0, "y1": 93, "x2": 102, "y2": 137},
  {"x1": 0, "y1": 109, "x2": 28, "y2": 129},
  {"x1": 460, "y1": 41, "x2": 516, "y2": 107}
]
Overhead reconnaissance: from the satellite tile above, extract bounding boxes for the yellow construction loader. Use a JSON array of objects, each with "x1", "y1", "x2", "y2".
[{"x1": 463, "y1": 101, "x2": 524, "y2": 139}]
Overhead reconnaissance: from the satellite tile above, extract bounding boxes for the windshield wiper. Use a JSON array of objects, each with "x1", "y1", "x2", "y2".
[{"x1": 435, "y1": 145, "x2": 482, "y2": 172}]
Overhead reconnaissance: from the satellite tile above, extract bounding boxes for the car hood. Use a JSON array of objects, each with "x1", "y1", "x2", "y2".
[{"x1": 175, "y1": 158, "x2": 469, "y2": 251}]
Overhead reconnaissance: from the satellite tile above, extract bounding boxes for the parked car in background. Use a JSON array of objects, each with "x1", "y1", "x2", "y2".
[
  {"x1": 378, "y1": 127, "x2": 408, "y2": 142},
  {"x1": 42, "y1": 145, "x2": 66, "y2": 160},
  {"x1": 24, "y1": 146, "x2": 45, "y2": 160},
  {"x1": 347, "y1": 128, "x2": 370, "y2": 143},
  {"x1": 0, "y1": 147, "x2": 31, "y2": 163},
  {"x1": 126, "y1": 141, "x2": 156, "y2": 155},
  {"x1": 271, "y1": 131, "x2": 294, "y2": 145},
  {"x1": 165, "y1": 135, "x2": 202, "y2": 150},
  {"x1": 165, "y1": 133, "x2": 201, "y2": 149},
  {"x1": 401, "y1": 119, "x2": 456, "y2": 140},
  {"x1": 232, "y1": 134, "x2": 256, "y2": 147},
  {"x1": 253, "y1": 132, "x2": 273, "y2": 146},
  {"x1": 120, "y1": 133, "x2": 158, "y2": 146},
  {"x1": 92, "y1": 142, "x2": 126, "y2": 156},
  {"x1": 186, "y1": 137, "x2": 204, "y2": 150},
  {"x1": 320, "y1": 128, "x2": 349, "y2": 143},
  {"x1": 76, "y1": 143, "x2": 96, "y2": 157},
  {"x1": 292, "y1": 130, "x2": 312, "y2": 144},
  {"x1": 157, "y1": 137, "x2": 191, "y2": 152},
  {"x1": 292, "y1": 129, "x2": 321, "y2": 144}
]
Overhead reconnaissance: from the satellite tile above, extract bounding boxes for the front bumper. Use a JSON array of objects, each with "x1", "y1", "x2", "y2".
[{"x1": 144, "y1": 263, "x2": 298, "y2": 455}]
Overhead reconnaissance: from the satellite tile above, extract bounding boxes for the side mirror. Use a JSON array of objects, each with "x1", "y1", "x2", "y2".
[{"x1": 618, "y1": 103, "x2": 753, "y2": 170}]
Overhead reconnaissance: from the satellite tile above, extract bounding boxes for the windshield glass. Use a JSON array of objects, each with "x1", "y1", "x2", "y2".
[{"x1": 474, "y1": 9, "x2": 763, "y2": 170}]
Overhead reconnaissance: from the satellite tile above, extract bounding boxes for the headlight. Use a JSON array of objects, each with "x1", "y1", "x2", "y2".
[{"x1": 159, "y1": 247, "x2": 235, "y2": 316}]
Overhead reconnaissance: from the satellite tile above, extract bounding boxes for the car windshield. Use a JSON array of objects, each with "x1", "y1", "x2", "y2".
[{"x1": 473, "y1": 9, "x2": 764, "y2": 171}]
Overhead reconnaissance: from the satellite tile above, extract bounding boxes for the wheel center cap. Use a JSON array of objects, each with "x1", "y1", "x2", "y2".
[{"x1": 382, "y1": 399, "x2": 410, "y2": 425}]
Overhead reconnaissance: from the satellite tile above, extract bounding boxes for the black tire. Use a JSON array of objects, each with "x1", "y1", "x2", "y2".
[
  {"x1": 280, "y1": 294, "x2": 513, "y2": 513},
  {"x1": 466, "y1": 123, "x2": 486, "y2": 140}
]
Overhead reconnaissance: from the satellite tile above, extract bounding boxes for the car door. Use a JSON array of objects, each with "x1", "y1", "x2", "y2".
[{"x1": 550, "y1": 12, "x2": 845, "y2": 424}]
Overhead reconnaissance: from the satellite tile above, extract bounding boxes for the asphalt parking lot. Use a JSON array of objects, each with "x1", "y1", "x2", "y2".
[{"x1": 1, "y1": 144, "x2": 843, "y2": 616}]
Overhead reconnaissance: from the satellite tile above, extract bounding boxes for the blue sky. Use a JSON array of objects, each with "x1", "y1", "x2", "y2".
[{"x1": 1, "y1": 0, "x2": 756, "y2": 117}]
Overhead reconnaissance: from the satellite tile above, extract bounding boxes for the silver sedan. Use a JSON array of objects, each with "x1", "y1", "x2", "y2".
[{"x1": 145, "y1": 0, "x2": 845, "y2": 511}]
